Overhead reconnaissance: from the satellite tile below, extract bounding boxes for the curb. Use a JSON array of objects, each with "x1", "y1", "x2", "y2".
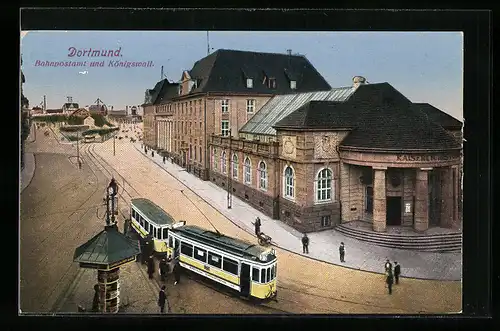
[
  {"x1": 21, "y1": 153, "x2": 36, "y2": 193},
  {"x1": 132, "y1": 144, "x2": 460, "y2": 282}
]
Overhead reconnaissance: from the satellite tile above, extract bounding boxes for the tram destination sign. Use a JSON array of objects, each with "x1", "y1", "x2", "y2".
[{"x1": 396, "y1": 154, "x2": 456, "y2": 162}]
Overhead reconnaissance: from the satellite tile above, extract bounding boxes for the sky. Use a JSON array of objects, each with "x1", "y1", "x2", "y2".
[{"x1": 20, "y1": 31, "x2": 463, "y2": 120}]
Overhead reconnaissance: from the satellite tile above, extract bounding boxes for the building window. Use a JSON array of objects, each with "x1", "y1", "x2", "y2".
[
  {"x1": 290, "y1": 80, "x2": 297, "y2": 89},
  {"x1": 246, "y1": 78, "x2": 253, "y2": 88},
  {"x1": 221, "y1": 99, "x2": 229, "y2": 113},
  {"x1": 246, "y1": 99, "x2": 255, "y2": 113},
  {"x1": 258, "y1": 161, "x2": 267, "y2": 190},
  {"x1": 221, "y1": 151, "x2": 227, "y2": 174},
  {"x1": 199, "y1": 146, "x2": 202, "y2": 162},
  {"x1": 212, "y1": 147, "x2": 218, "y2": 171},
  {"x1": 221, "y1": 120, "x2": 229, "y2": 137},
  {"x1": 244, "y1": 157, "x2": 251, "y2": 184},
  {"x1": 189, "y1": 101, "x2": 192, "y2": 115},
  {"x1": 321, "y1": 215, "x2": 331, "y2": 227},
  {"x1": 316, "y1": 168, "x2": 333, "y2": 203},
  {"x1": 199, "y1": 99, "x2": 202, "y2": 115},
  {"x1": 366, "y1": 186, "x2": 374, "y2": 213},
  {"x1": 232, "y1": 153, "x2": 238, "y2": 179},
  {"x1": 194, "y1": 145, "x2": 197, "y2": 161},
  {"x1": 268, "y1": 77, "x2": 276, "y2": 89},
  {"x1": 284, "y1": 166, "x2": 295, "y2": 199}
]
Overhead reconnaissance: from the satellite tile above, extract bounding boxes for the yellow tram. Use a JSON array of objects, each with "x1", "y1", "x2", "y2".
[
  {"x1": 167, "y1": 225, "x2": 278, "y2": 301},
  {"x1": 129, "y1": 198, "x2": 175, "y2": 254}
]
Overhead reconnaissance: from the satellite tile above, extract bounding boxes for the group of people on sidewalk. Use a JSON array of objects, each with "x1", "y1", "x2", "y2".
[{"x1": 384, "y1": 259, "x2": 402, "y2": 295}]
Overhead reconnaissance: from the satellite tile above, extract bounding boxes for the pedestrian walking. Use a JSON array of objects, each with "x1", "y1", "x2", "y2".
[
  {"x1": 92, "y1": 284, "x2": 100, "y2": 312},
  {"x1": 386, "y1": 272, "x2": 394, "y2": 295},
  {"x1": 384, "y1": 259, "x2": 393, "y2": 275},
  {"x1": 252, "y1": 217, "x2": 262, "y2": 236},
  {"x1": 173, "y1": 261, "x2": 181, "y2": 285},
  {"x1": 163, "y1": 156, "x2": 166, "y2": 164},
  {"x1": 158, "y1": 285, "x2": 167, "y2": 313},
  {"x1": 159, "y1": 257, "x2": 168, "y2": 282},
  {"x1": 394, "y1": 262, "x2": 401, "y2": 284},
  {"x1": 339, "y1": 242, "x2": 345, "y2": 262},
  {"x1": 147, "y1": 255, "x2": 155, "y2": 279},
  {"x1": 151, "y1": 151, "x2": 154, "y2": 157},
  {"x1": 301, "y1": 233, "x2": 309, "y2": 254}
]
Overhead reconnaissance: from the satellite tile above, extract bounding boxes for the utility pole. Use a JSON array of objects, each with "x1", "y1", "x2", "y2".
[
  {"x1": 43, "y1": 95, "x2": 46, "y2": 112},
  {"x1": 77, "y1": 130, "x2": 82, "y2": 169},
  {"x1": 207, "y1": 31, "x2": 210, "y2": 55},
  {"x1": 113, "y1": 134, "x2": 116, "y2": 156},
  {"x1": 227, "y1": 129, "x2": 232, "y2": 209}
]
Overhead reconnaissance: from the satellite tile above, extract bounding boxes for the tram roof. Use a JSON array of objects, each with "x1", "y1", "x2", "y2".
[
  {"x1": 174, "y1": 225, "x2": 270, "y2": 259},
  {"x1": 131, "y1": 198, "x2": 175, "y2": 226}
]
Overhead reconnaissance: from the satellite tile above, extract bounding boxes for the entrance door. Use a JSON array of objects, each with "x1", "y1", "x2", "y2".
[
  {"x1": 386, "y1": 197, "x2": 402, "y2": 226},
  {"x1": 240, "y1": 263, "x2": 251, "y2": 297}
]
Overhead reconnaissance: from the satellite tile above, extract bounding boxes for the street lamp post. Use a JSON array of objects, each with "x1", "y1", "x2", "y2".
[
  {"x1": 77, "y1": 130, "x2": 81, "y2": 169},
  {"x1": 113, "y1": 135, "x2": 116, "y2": 156}
]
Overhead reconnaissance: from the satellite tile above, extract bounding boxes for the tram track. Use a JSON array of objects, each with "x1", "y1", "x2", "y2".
[{"x1": 43, "y1": 143, "x2": 109, "y2": 312}]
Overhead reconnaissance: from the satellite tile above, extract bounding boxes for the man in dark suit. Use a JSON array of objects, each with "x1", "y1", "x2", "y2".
[
  {"x1": 386, "y1": 271, "x2": 394, "y2": 295},
  {"x1": 301, "y1": 233, "x2": 309, "y2": 254},
  {"x1": 158, "y1": 285, "x2": 167, "y2": 313},
  {"x1": 339, "y1": 242, "x2": 346, "y2": 262},
  {"x1": 384, "y1": 259, "x2": 392, "y2": 275},
  {"x1": 394, "y1": 262, "x2": 401, "y2": 284}
]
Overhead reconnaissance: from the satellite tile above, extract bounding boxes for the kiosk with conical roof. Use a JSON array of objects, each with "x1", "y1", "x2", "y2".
[{"x1": 73, "y1": 178, "x2": 141, "y2": 313}]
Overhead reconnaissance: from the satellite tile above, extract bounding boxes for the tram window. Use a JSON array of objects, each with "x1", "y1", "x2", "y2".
[
  {"x1": 149, "y1": 224, "x2": 154, "y2": 234},
  {"x1": 131, "y1": 209, "x2": 136, "y2": 219},
  {"x1": 208, "y1": 252, "x2": 222, "y2": 268},
  {"x1": 267, "y1": 268, "x2": 271, "y2": 282},
  {"x1": 194, "y1": 247, "x2": 207, "y2": 263},
  {"x1": 261, "y1": 269, "x2": 267, "y2": 283},
  {"x1": 168, "y1": 235, "x2": 173, "y2": 248},
  {"x1": 163, "y1": 228, "x2": 168, "y2": 239},
  {"x1": 252, "y1": 267, "x2": 260, "y2": 282},
  {"x1": 153, "y1": 227, "x2": 157, "y2": 238},
  {"x1": 180, "y1": 242, "x2": 193, "y2": 257},
  {"x1": 144, "y1": 220, "x2": 149, "y2": 231},
  {"x1": 222, "y1": 257, "x2": 238, "y2": 275},
  {"x1": 271, "y1": 265, "x2": 275, "y2": 280}
]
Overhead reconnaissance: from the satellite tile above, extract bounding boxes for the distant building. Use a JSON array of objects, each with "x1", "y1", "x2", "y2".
[
  {"x1": 88, "y1": 104, "x2": 107, "y2": 115},
  {"x1": 62, "y1": 102, "x2": 80, "y2": 114}
]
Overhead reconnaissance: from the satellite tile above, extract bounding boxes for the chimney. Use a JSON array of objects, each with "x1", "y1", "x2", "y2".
[{"x1": 352, "y1": 76, "x2": 367, "y2": 89}]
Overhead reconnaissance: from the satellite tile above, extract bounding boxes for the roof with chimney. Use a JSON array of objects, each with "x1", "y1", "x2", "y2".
[
  {"x1": 183, "y1": 49, "x2": 332, "y2": 95},
  {"x1": 273, "y1": 82, "x2": 462, "y2": 151}
]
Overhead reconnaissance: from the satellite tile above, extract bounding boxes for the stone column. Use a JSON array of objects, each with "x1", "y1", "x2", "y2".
[
  {"x1": 440, "y1": 167, "x2": 454, "y2": 228},
  {"x1": 414, "y1": 168, "x2": 431, "y2": 232},
  {"x1": 372, "y1": 167, "x2": 387, "y2": 232}
]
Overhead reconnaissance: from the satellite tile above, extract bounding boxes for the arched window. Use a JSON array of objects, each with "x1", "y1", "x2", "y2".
[
  {"x1": 244, "y1": 157, "x2": 252, "y2": 184},
  {"x1": 284, "y1": 166, "x2": 295, "y2": 199},
  {"x1": 221, "y1": 151, "x2": 227, "y2": 174},
  {"x1": 258, "y1": 161, "x2": 267, "y2": 190},
  {"x1": 212, "y1": 147, "x2": 217, "y2": 171},
  {"x1": 316, "y1": 168, "x2": 334, "y2": 202},
  {"x1": 232, "y1": 153, "x2": 239, "y2": 179}
]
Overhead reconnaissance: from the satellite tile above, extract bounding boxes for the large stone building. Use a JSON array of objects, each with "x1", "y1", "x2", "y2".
[
  {"x1": 209, "y1": 77, "x2": 463, "y2": 233},
  {"x1": 143, "y1": 49, "x2": 332, "y2": 180}
]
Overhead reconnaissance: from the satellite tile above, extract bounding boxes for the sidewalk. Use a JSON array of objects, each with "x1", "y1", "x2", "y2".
[
  {"x1": 21, "y1": 125, "x2": 37, "y2": 193},
  {"x1": 133, "y1": 143, "x2": 461, "y2": 281}
]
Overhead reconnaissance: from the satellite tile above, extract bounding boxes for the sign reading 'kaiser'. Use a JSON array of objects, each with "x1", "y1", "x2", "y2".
[{"x1": 396, "y1": 154, "x2": 455, "y2": 162}]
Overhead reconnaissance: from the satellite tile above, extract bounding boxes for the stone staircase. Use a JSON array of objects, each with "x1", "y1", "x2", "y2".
[{"x1": 334, "y1": 224, "x2": 462, "y2": 253}]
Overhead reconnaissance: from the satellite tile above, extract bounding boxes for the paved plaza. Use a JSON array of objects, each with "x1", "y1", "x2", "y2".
[{"x1": 132, "y1": 142, "x2": 462, "y2": 281}]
